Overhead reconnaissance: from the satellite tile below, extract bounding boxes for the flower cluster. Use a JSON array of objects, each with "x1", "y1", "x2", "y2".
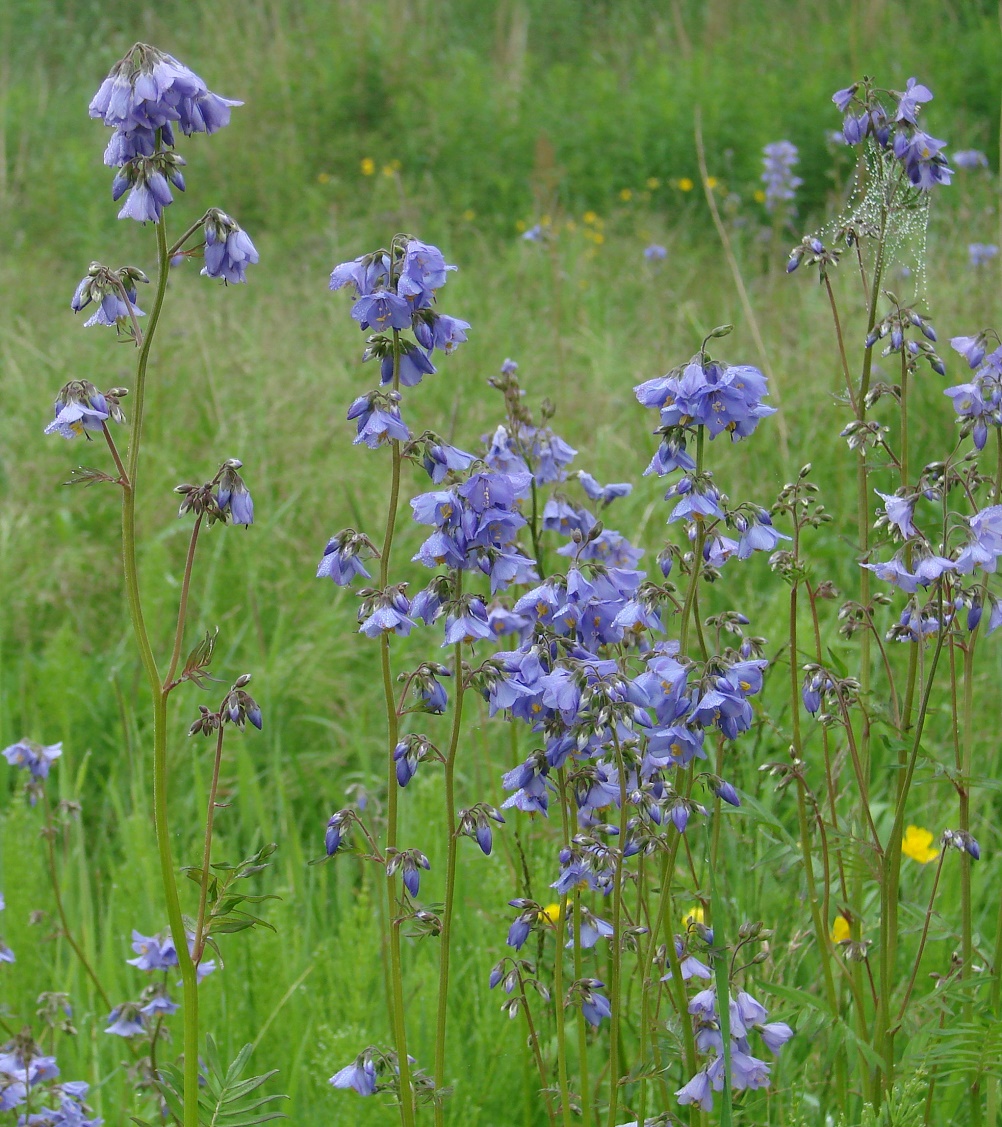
[
  {"x1": 89, "y1": 42, "x2": 240, "y2": 218},
  {"x1": 410, "y1": 470, "x2": 538, "y2": 597},
  {"x1": 761, "y1": 140, "x2": 802, "y2": 216},
  {"x1": 0, "y1": 1032, "x2": 101, "y2": 1123},
  {"x1": 330, "y1": 238, "x2": 468, "y2": 412},
  {"x1": 106, "y1": 928, "x2": 216, "y2": 1039},
  {"x1": 635, "y1": 350, "x2": 776, "y2": 445},
  {"x1": 833, "y1": 77, "x2": 952, "y2": 190},
  {"x1": 675, "y1": 982, "x2": 793, "y2": 1112},
  {"x1": 71, "y1": 263, "x2": 148, "y2": 330}
]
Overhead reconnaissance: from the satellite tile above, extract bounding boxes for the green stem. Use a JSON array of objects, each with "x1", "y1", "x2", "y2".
[
  {"x1": 895, "y1": 850, "x2": 946, "y2": 1026},
  {"x1": 165, "y1": 513, "x2": 204, "y2": 690},
  {"x1": 118, "y1": 212, "x2": 200, "y2": 1127},
  {"x1": 605, "y1": 733, "x2": 630, "y2": 1127},
  {"x1": 41, "y1": 795, "x2": 114, "y2": 1012},
  {"x1": 192, "y1": 724, "x2": 225, "y2": 964},
  {"x1": 379, "y1": 327, "x2": 415, "y2": 1127},
  {"x1": 899, "y1": 348, "x2": 909, "y2": 488},
  {"x1": 433, "y1": 594, "x2": 466, "y2": 1123}
]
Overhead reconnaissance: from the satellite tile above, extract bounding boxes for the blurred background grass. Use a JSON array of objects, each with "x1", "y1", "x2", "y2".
[{"x1": 2, "y1": 1, "x2": 1002, "y2": 1123}]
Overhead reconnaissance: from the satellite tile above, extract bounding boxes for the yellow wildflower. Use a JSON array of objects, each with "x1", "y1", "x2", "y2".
[
  {"x1": 462, "y1": 208, "x2": 475, "y2": 221},
  {"x1": 515, "y1": 219, "x2": 527, "y2": 233},
  {"x1": 619, "y1": 188, "x2": 633, "y2": 202},
  {"x1": 583, "y1": 210, "x2": 598, "y2": 225},
  {"x1": 317, "y1": 171, "x2": 331, "y2": 184},
  {"x1": 678, "y1": 177, "x2": 694, "y2": 192},
  {"x1": 591, "y1": 231, "x2": 605, "y2": 245},
  {"x1": 902, "y1": 825, "x2": 939, "y2": 864},
  {"x1": 831, "y1": 916, "x2": 851, "y2": 943},
  {"x1": 541, "y1": 902, "x2": 562, "y2": 924},
  {"x1": 753, "y1": 188, "x2": 766, "y2": 203},
  {"x1": 705, "y1": 176, "x2": 719, "y2": 189},
  {"x1": 359, "y1": 157, "x2": 375, "y2": 176},
  {"x1": 683, "y1": 905, "x2": 705, "y2": 928},
  {"x1": 646, "y1": 177, "x2": 661, "y2": 189}
]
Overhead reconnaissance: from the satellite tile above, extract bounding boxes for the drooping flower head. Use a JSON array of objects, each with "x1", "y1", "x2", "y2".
[
  {"x1": 201, "y1": 209, "x2": 259, "y2": 284},
  {"x1": 89, "y1": 43, "x2": 242, "y2": 165}
]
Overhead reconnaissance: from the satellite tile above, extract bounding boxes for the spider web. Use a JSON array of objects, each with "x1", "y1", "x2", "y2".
[{"x1": 822, "y1": 140, "x2": 931, "y2": 300}]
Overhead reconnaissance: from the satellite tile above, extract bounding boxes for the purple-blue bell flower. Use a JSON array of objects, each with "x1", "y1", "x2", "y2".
[
  {"x1": 44, "y1": 379, "x2": 115, "y2": 441},
  {"x1": 351, "y1": 291, "x2": 412, "y2": 332},
  {"x1": 139, "y1": 990, "x2": 179, "y2": 1017},
  {"x1": 876, "y1": 491, "x2": 918, "y2": 538},
  {"x1": 953, "y1": 149, "x2": 989, "y2": 169},
  {"x1": 329, "y1": 1057, "x2": 377, "y2": 1097},
  {"x1": 950, "y1": 333, "x2": 989, "y2": 370},
  {"x1": 894, "y1": 77, "x2": 933, "y2": 124},
  {"x1": 201, "y1": 210, "x2": 259, "y2": 284},
  {"x1": 349, "y1": 396, "x2": 411, "y2": 448},
  {"x1": 831, "y1": 84, "x2": 858, "y2": 113},
  {"x1": 644, "y1": 243, "x2": 667, "y2": 261},
  {"x1": 358, "y1": 602, "x2": 416, "y2": 638},
  {"x1": 381, "y1": 341, "x2": 436, "y2": 387},
  {"x1": 329, "y1": 253, "x2": 390, "y2": 297},
  {"x1": 2, "y1": 740, "x2": 63, "y2": 780},
  {"x1": 397, "y1": 240, "x2": 456, "y2": 304},
  {"x1": 422, "y1": 441, "x2": 476, "y2": 484},
  {"x1": 413, "y1": 312, "x2": 471, "y2": 354},
  {"x1": 126, "y1": 929, "x2": 178, "y2": 971},
  {"x1": 105, "y1": 1004, "x2": 144, "y2": 1038},
  {"x1": 736, "y1": 509, "x2": 790, "y2": 559},
  {"x1": 577, "y1": 470, "x2": 633, "y2": 505},
  {"x1": 214, "y1": 460, "x2": 254, "y2": 525},
  {"x1": 89, "y1": 44, "x2": 241, "y2": 143},
  {"x1": 317, "y1": 537, "x2": 372, "y2": 586},
  {"x1": 676, "y1": 1067, "x2": 714, "y2": 1110},
  {"x1": 581, "y1": 987, "x2": 612, "y2": 1027},
  {"x1": 760, "y1": 1021, "x2": 795, "y2": 1054},
  {"x1": 443, "y1": 599, "x2": 494, "y2": 645}
]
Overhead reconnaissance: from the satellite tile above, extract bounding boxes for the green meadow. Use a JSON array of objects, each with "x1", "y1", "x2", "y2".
[{"x1": 2, "y1": 1, "x2": 1002, "y2": 1123}]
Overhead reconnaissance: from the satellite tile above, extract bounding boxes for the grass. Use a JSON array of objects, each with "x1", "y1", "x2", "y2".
[{"x1": 3, "y1": 2, "x2": 1002, "y2": 1123}]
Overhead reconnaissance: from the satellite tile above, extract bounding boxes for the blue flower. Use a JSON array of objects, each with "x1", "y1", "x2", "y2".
[
  {"x1": 421, "y1": 441, "x2": 477, "y2": 484},
  {"x1": 735, "y1": 509, "x2": 790, "y2": 558},
  {"x1": 89, "y1": 44, "x2": 241, "y2": 148},
  {"x1": 72, "y1": 264, "x2": 147, "y2": 328},
  {"x1": 351, "y1": 291, "x2": 412, "y2": 332},
  {"x1": 761, "y1": 140, "x2": 802, "y2": 215},
  {"x1": 348, "y1": 395, "x2": 411, "y2": 448},
  {"x1": 317, "y1": 529, "x2": 375, "y2": 586},
  {"x1": 105, "y1": 1003, "x2": 144, "y2": 1038},
  {"x1": 2, "y1": 740, "x2": 62, "y2": 780},
  {"x1": 577, "y1": 470, "x2": 633, "y2": 505},
  {"x1": 329, "y1": 253, "x2": 390, "y2": 297},
  {"x1": 413, "y1": 312, "x2": 471, "y2": 355},
  {"x1": 44, "y1": 381, "x2": 111, "y2": 440},
  {"x1": 111, "y1": 154, "x2": 186, "y2": 221},
  {"x1": 397, "y1": 240, "x2": 457, "y2": 305},
  {"x1": 381, "y1": 340, "x2": 436, "y2": 387},
  {"x1": 329, "y1": 1056, "x2": 377, "y2": 1096},
  {"x1": 214, "y1": 460, "x2": 254, "y2": 525},
  {"x1": 126, "y1": 929, "x2": 178, "y2": 971},
  {"x1": 580, "y1": 983, "x2": 612, "y2": 1027},
  {"x1": 953, "y1": 149, "x2": 989, "y2": 170},
  {"x1": 201, "y1": 210, "x2": 259, "y2": 284},
  {"x1": 894, "y1": 77, "x2": 934, "y2": 125},
  {"x1": 443, "y1": 599, "x2": 494, "y2": 645},
  {"x1": 644, "y1": 243, "x2": 667, "y2": 261}
]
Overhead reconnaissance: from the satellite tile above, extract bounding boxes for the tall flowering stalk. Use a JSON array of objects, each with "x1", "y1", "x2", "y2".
[
  {"x1": 322, "y1": 236, "x2": 478, "y2": 1123},
  {"x1": 44, "y1": 44, "x2": 271, "y2": 1127}
]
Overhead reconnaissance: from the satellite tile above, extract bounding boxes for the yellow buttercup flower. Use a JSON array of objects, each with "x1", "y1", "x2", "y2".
[
  {"x1": 646, "y1": 177, "x2": 661, "y2": 189},
  {"x1": 683, "y1": 905, "x2": 705, "y2": 928},
  {"x1": 515, "y1": 219, "x2": 527, "y2": 233},
  {"x1": 705, "y1": 176, "x2": 719, "y2": 189},
  {"x1": 541, "y1": 902, "x2": 562, "y2": 924},
  {"x1": 360, "y1": 157, "x2": 375, "y2": 176},
  {"x1": 317, "y1": 171, "x2": 331, "y2": 184},
  {"x1": 462, "y1": 208, "x2": 475, "y2": 221},
  {"x1": 753, "y1": 188, "x2": 766, "y2": 203},
  {"x1": 902, "y1": 825, "x2": 939, "y2": 864},
  {"x1": 831, "y1": 916, "x2": 851, "y2": 943},
  {"x1": 619, "y1": 188, "x2": 633, "y2": 202},
  {"x1": 678, "y1": 177, "x2": 694, "y2": 192},
  {"x1": 583, "y1": 210, "x2": 599, "y2": 225}
]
